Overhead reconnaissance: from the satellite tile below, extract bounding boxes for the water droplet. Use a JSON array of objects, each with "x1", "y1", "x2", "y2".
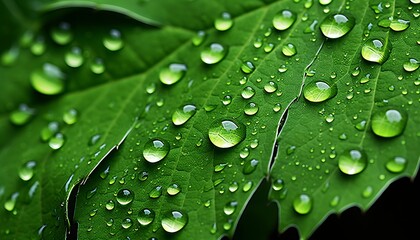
[
  {"x1": 161, "y1": 210, "x2": 188, "y2": 233},
  {"x1": 137, "y1": 208, "x2": 155, "y2": 226},
  {"x1": 222, "y1": 95, "x2": 232, "y2": 105},
  {"x1": 330, "y1": 195, "x2": 340, "y2": 207},
  {"x1": 10, "y1": 104, "x2": 35, "y2": 126},
  {"x1": 240, "y1": 61, "x2": 255, "y2": 74},
  {"x1": 338, "y1": 149, "x2": 367, "y2": 175},
  {"x1": 4, "y1": 192, "x2": 19, "y2": 212},
  {"x1": 208, "y1": 120, "x2": 246, "y2": 148},
  {"x1": 103, "y1": 29, "x2": 123, "y2": 51},
  {"x1": 293, "y1": 194, "x2": 312, "y2": 215},
  {"x1": 51, "y1": 22, "x2": 73, "y2": 45},
  {"x1": 319, "y1": 0, "x2": 332, "y2": 5},
  {"x1": 116, "y1": 189, "x2": 134, "y2": 205},
  {"x1": 263, "y1": 43, "x2": 274, "y2": 53},
  {"x1": 105, "y1": 200, "x2": 115, "y2": 210},
  {"x1": 149, "y1": 186, "x2": 162, "y2": 199},
  {"x1": 303, "y1": 80, "x2": 337, "y2": 102},
  {"x1": 243, "y1": 159, "x2": 259, "y2": 174},
  {"x1": 371, "y1": 108, "x2": 407, "y2": 138},
  {"x1": 65, "y1": 46, "x2": 84, "y2": 68},
  {"x1": 362, "y1": 186, "x2": 373, "y2": 198},
  {"x1": 143, "y1": 139, "x2": 170, "y2": 163},
  {"x1": 90, "y1": 58, "x2": 105, "y2": 74},
  {"x1": 242, "y1": 181, "x2": 253, "y2": 192},
  {"x1": 122, "y1": 218, "x2": 133, "y2": 229},
  {"x1": 223, "y1": 201, "x2": 238, "y2": 215},
  {"x1": 351, "y1": 66, "x2": 360, "y2": 77},
  {"x1": 403, "y1": 58, "x2": 419, "y2": 72},
  {"x1": 215, "y1": 12, "x2": 233, "y2": 31},
  {"x1": 19, "y1": 161, "x2": 36, "y2": 181},
  {"x1": 192, "y1": 30, "x2": 206, "y2": 46},
  {"x1": 49, "y1": 133, "x2": 65, "y2": 150},
  {"x1": 240, "y1": 147, "x2": 250, "y2": 158},
  {"x1": 361, "y1": 38, "x2": 391, "y2": 64},
  {"x1": 172, "y1": 104, "x2": 196, "y2": 126},
  {"x1": 320, "y1": 13, "x2": 355, "y2": 39},
  {"x1": 264, "y1": 81, "x2": 278, "y2": 93},
  {"x1": 241, "y1": 86, "x2": 255, "y2": 99},
  {"x1": 385, "y1": 156, "x2": 407, "y2": 173},
  {"x1": 390, "y1": 19, "x2": 410, "y2": 32},
  {"x1": 253, "y1": 37, "x2": 263, "y2": 48},
  {"x1": 63, "y1": 108, "x2": 78, "y2": 125},
  {"x1": 229, "y1": 182, "x2": 239, "y2": 192},
  {"x1": 139, "y1": 171, "x2": 149, "y2": 181},
  {"x1": 273, "y1": 103, "x2": 282, "y2": 112},
  {"x1": 272, "y1": 179, "x2": 284, "y2": 191},
  {"x1": 282, "y1": 43, "x2": 297, "y2": 57},
  {"x1": 30, "y1": 63, "x2": 65, "y2": 95},
  {"x1": 167, "y1": 184, "x2": 181, "y2": 196},
  {"x1": 30, "y1": 36, "x2": 46, "y2": 56},
  {"x1": 410, "y1": 0, "x2": 420, "y2": 4},
  {"x1": 159, "y1": 63, "x2": 187, "y2": 85},
  {"x1": 201, "y1": 43, "x2": 227, "y2": 64},
  {"x1": 244, "y1": 102, "x2": 259, "y2": 116},
  {"x1": 272, "y1": 10, "x2": 297, "y2": 30},
  {"x1": 1, "y1": 45, "x2": 19, "y2": 66}
]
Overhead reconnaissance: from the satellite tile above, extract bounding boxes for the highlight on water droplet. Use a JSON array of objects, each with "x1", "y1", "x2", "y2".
[
  {"x1": 161, "y1": 210, "x2": 188, "y2": 233},
  {"x1": 338, "y1": 148, "x2": 367, "y2": 175},
  {"x1": 137, "y1": 208, "x2": 155, "y2": 226},
  {"x1": 272, "y1": 10, "x2": 296, "y2": 30},
  {"x1": 303, "y1": 80, "x2": 337, "y2": 102},
  {"x1": 361, "y1": 38, "x2": 391, "y2": 64},
  {"x1": 172, "y1": 104, "x2": 197, "y2": 126},
  {"x1": 371, "y1": 108, "x2": 407, "y2": 138},
  {"x1": 19, "y1": 161, "x2": 36, "y2": 181},
  {"x1": 293, "y1": 194, "x2": 312, "y2": 215},
  {"x1": 143, "y1": 139, "x2": 170, "y2": 163},
  {"x1": 116, "y1": 189, "x2": 134, "y2": 205},
  {"x1": 200, "y1": 43, "x2": 228, "y2": 64},
  {"x1": 51, "y1": 22, "x2": 73, "y2": 45},
  {"x1": 103, "y1": 29, "x2": 123, "y2": 51},
  {"x1": 30, "y1": 63, "x2": 65, "y2": 95},
  {"x1": 208, "y1": 119, "x2": 246, "y2": 148},
  {"x1": 159, "y1": 63, "x2": 187, "y2": 85},
  {"x1": 320, "y1": 13, "x2": 355, "y2": 39},
  {"x1": 214, "y1": 12, "x2": 233, "y2": 31},
  {"x1": 385, "y1": 156, "x2": 407, "y2": 173}
]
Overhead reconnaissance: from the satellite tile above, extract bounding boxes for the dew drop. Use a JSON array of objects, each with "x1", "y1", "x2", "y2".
[
  {"x1": 105, "y1": 200, "x2": 115, "y2": 210},
  {"x1": 214, "y1": 12, "x2": 233, "y2": 31},
  {"x1": 30, "y1": 36, "x2": 46, "y2": 56},
  {"x1": 19, "y1": 161, "x2": 36, "y2": 181},
  {"x1": 293, "y1": 194, "x2": 312, "y2": 215},
  {"x1": 51, "y1": 22, "x2": 73, "y2": 45},
  {"x1": 389, "y1": 19, "x2": 410, "y2": 32},
  {"x1": 30, "y1": 63, "x2": 65, "y2": 95},
  {"x1": 172, "y1": 104, "x2": 196, "y2": 126},
  {"x1": 90, "y1": 58, "x2": 105, "y2": 74},
  {"x1": 403, "y1": 58, "x2": 419, "y2": 72},
  {"x1": 244, "y1": 102, "x2": 259, "y2": 116},
  {"x1": 10, "y1": 104, "x2": 35, "y2": 126},
  {"x1": 167, "y1": 184, "x2": 181, "y2": 196},
  {"x1": 103, "y1": 29, "x2": 123, "y2": 51},
  {"x1": 149, "y1": 186, "x2": 162, "y2": 199},
  {"x1": 241, "y1": 86, "x2": 255, "y2": 99},
  {"x1": 139, "y1": 171, "x2": 149, "y2": 181},
  {"x1": 48, "y1": 133, "x2": 65, "y2": 150},
  {"x1": 242, "y1": 181, "x2": 253, "y2": 192},
  {"x1": 371, "y1": 108, "x2": 407, "y2": 138},
  {"x1": 65, "y1": 46, "x2": 84, "y2": 68},
  {"x1": 208, "y1": 119, "x2": 246, "y2": 148},
  {"x1": 272, "y1": 179, "x2": 284, "y2": 191},
  {"x1": 239, "y1": 147, "x2": 250, "y2": 158},
  {"x1": 338, "y1": 149, "x2": 367, "y2": 175},
  {"x1": 63, "y1": 108, "x2": 78, "y2": 125},
  {"x1": 201, "y1": 43, "x2": 227, "y2": 65},
  {"x1": 361, "y1": 38, "x2": 391, "y2": 64},
  {"x1": 330, "y1": 195, "x2": 340, "y2": 207},
  {"x1": 116, "y1": 189, "x2": 134, "y2": 205},
  {"x1": 303, "y1": 80, "x2": 337, "y2": 102},
  {"x1": 282, "y1": 43, "x2": 297, "y2": 56},
  {"x1": 320, "y1": 13, "x2": 355, "y2": 39},
  {"x1": 319, "y1": 0, "x2": 332, "y2": 5},
  {"x1": 264, "y1": 81, "x2": 278, "y2": 93},
  {"x1": 192, "y1": 30, "x2": 206, "y2": 46},
  {"x1": 362, "y1": 186, "x2": 373, "y2": 198},
  {"x1": 229, "y1": 182, "x2": 239, "y2": 192},
  {"x1": 240, "y1": 61, "x2": 255, "y2": 74},
  {"x1": 161, "y1": 210, "x2": 188, "y2": 233},
  {"x1": 143, "y1": 139, "x2": 170, "y2": 163},
  {"x1": 4, "y1": 192, "x2": 19, "y2": 212},
  {"x1": 159, "y1": 63, "x2": 187, "y2": 85},
  {"x1": 385, "y1": 156, "x2": 407, "y2": 173},
  {"x1": 223, "y1": 201, "x2": 238, "y2": 216},
  {"x1": 137, "y1": 208, "x2": 155, "y2": 226},
  {"x1": 272, "y1": 10, "x2": 297, "y2": 30},
  {"x1": 243, "y1": 159, "x2": 259, "y2": 175},
  {"x1": 222, "y1": 95, "x2": 232, "y2": 105},
  {"x1": 122, "y1": 218, "x2": 133, "y2": 229}
]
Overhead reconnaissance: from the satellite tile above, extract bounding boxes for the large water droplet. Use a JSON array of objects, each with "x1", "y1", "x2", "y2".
[
  {"x1": 385, "y1": 156, "x2": 407, "y2": 173},
  {"x1": 201, "y1": 43, "x2": 227, "y2": 64},
  {"x1": 10, "y1": 104, "x2": 35, "y2": 126},
  {"x1": 403, "y1": 58, "x2": 419, "y2": 72},
  {"x1": 208, "y1": 119, "x2": 246, "y2": 148},
  {"x1": 103, "y1": 29, "x2": 124, "y2": 51},
  {"x1": 338, "y1": 149, "x2": 367, "y2": 175},
  {"x1": 390, "y1": 19, "x2": 410, "y2": 32},
  {"x1": 137, "y1": 208, "x2": 155, "y2": 226},
  {"x1": 371, "y1": 108, "x2": 407, "y2": 138},
  {"x1": 293, "y1": 194, "x2": 312, "y2": 215},
  {"x1": 161, "y1": 210, "x2": 188, "y2": 233},
  {"x1": 51, "y1": 22, "x2": 73, "y2": 45},
  {"x1": 303, "y1": 80, "x2": 337, "y2": 102},
  {"x1": 19, "y1": 161, "x2": 36, "y2": 181},
  {"x1": 30, "y1": 63, "x2": 65, "y2": 95},
  {"x1": 361, "y1": 38, "x2": 391, "y2": 64},
  {"x1": 320, "y1": 13, "x2": 355, "y2": 39},
  {"x1": 172, "y1": 104, "x2": 196, "y2": 126},
  {"x1": 272, "y1": 10, "x2": 296, "y2": 30},
  {"x1": 65, "y1": 46, "x2": 84, "y2": 68},
  {"x1": 214, "y1": 12, "x2": 233, "y2": 31},
  {"x1": 159, "y1": 63, "x2": 187, "y2": 85},
  {"x1": 116, "y1": 189, "x2": 134, "y2": 205},
  {"x1": 143, "y1": 139, "x2": 170, "y2": 163}
]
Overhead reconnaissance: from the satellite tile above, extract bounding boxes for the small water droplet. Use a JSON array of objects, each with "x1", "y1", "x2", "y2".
[
  {"x1": 330, "y1": 195, "x2": 340, "y2": 207},
  {"x1": 320, "y1": 13, "x2": 355, "y2": 39},
  {"x1": 116, "y1": 189, "x2": 134, "y2": 205},
  {"x1": 201, "y1": 43, "x2": 227, "y2": 64},
  {"x1": 167, "y1": 184, "x2": 181, "y2": 196},
  {"x1": 390, "y1": 19, "x2": 410, "y2": 32},
  {"x1": 272, "y1": 10, "x2": 297, "y2": 30},
  {"x1": 208, "y1": 120, "x2": 246, "y2": 148},
  {"x1": 192, "y1": 30, "x2": 206, "y2": 46},
  {"x1": 243, "y1": 159, "x2": 259, "y2": 174},
  {"x1": 403, "y1": 58, "x2": 419, "y2": 72},
  {"x1": 361, "y1": 38, "x2": 391, "y2": 64},
  {"x1": 19, "y1": 161, "x2": 36, "y2": 181},
  {"x1": 223, "y1": 201, "x2": 238, "y2": 216},
  {"x1": 222, "y1": 95, "x2": 232, "y2": 105},
  {"x1": 90, "y1": 58, "x2": 105, "y2": 74},
  {"x1": 242, "y1": 181, "x2": 253, "y2": 192},
  {"x1": 229, "y1": 182, "x2": 239, "y2": 192},
  {"x1": 240, "y1": 61, "x2": 255, "y2": 74},
  {"x1": 137, "y1": 208, "x2": 155, "y2": 226},
  {"x1": 244, "y1": 102, "x2": 259, "y2": 116},
  {"x1": 143, "y1": 139, "x2": 170, "y2": 163},
  {"x1": 49, "y1": 133, "x2": 65, "y2": 150},
  {"x1": 215, "y1": 12, "x2": 233, "y2": 31},
  {"x1": 30, "y1": 63, "x2": 65, "y2": 95},
  {"x1": 103, "y1": 29, "x2": 123, "y2": 51},
  {"x1": 63, "y1": 108, "x2": 78, "y2": 125},
  {"x1": 122, "y1": 218, "x2": 133, "y2": 229},
  {"x1": 161, "y1": 210, "x2": 188, "y2": 233},
  {"x1": 4, "y1": 192, "x2": 19, "y2": 212},
  {"x1": 338, "y1": 149, "x2": 367, "y2": 175},
  {"x1": 362, "y1": 186, "x2": 373, "y2": 198},
  {"x1": 282, "y1": 43, "x2": 297, "y2": 56},
  {"x1": 303, "y1": 80, "x2": 337, "y2": 102},
  {"x1": 159, "y1": 63, "x2": 187, "y2": 85},
  {"x1": 241, "y1": 86, "x2": 255, "y2": 99},
  {"x1": 65, "y1": 46, "x2": 84, "y2": 68},
  {"x1": 105, "y1": 200, "x2": 115, "y2": 210},
  {"x1": 10, "y1": 104, "x2": 35, "y2": 126},
  {"x1": 30, "y1": 36, "x2": 46, "y2": 56},
  {"x1": 272, "y1": 179, "x2": 284, "y2": 191},
  {"x1": 172, "y1": 104, "x2": 196, "y2": 126},
  {"x1": 293, "y1": 194, "x2": 312, "y2": 214},
  {"x1": 139, "y1": 171, "x2": 149, "y2": 181},
  {"x1": 149, "y1": 186, "x2": 162, "y2": 199},
  {"x1": 264, "y1": 81, "x2": 278, "y2": 93},
  {"x1": 51, "y1": 22, "x2": 73, "y2": 45},
  {"x1": 371, "y1": 108, "x2": 407, "y2": 138},
  {"x1": 385, "y1": 156, "x2": 407, "y2": 173}
]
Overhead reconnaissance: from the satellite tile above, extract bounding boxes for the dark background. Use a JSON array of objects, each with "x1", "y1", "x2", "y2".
[{"x1": 232, "y1": 173, "x2": 419, "y2": 240}]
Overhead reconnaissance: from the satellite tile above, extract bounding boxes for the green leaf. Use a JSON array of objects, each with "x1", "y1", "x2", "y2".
[{"x1": 0, "y1": 0, "x2": 419, "y2": 239}]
